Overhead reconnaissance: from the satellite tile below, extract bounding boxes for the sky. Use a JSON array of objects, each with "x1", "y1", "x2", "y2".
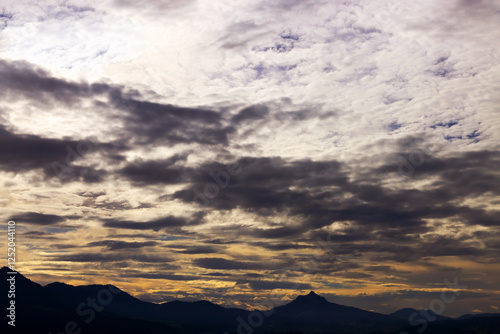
[{"x1": 0, "y1": 0, "x2": 499, "y2": 317}]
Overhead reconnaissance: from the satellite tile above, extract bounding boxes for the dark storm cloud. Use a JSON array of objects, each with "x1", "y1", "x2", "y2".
[
  {"x1": 377, "y1": 149, "x2": 500, "y2": 202},
  {"x1": 1, "y1": 59, "x2": 330, "y2": 156},
  {"x1": 249, "y1": 226, "x2": 305, "y2": 239},
  {"x1": 331, "y1": 233, "x2": 490, "y2": 263},
  {"x1": 107, "y1": 233, "x2": 190, "y2": 242},
  {"x1": 475, "y1": 229, "x2": 500, "y2": 249},
  {"x1": 0, "y1": 59, "x2": 233, "y2": 150},
  {"x1": 193, "y1": 257, "x2": 274, "y2": 270},
  {"x1": 0, "y1": 59, "x2": 132, "y2": 113},
  {"x1": 203, "y1": 238, "x2": 239, "y2": 244},
  {"x1": 114, "y1": 96, "x2": 335, "y2": 149},
  {"x1": 231, "y1": 105, "x2": 269, "y2": 124},
  {"x1": 120, "y1": 157, "x2": 257, "y2": 189},
  {"x1": 2, "y1": 59, "x2": 498, "y2": 265},
  {"x1": 8, "y1": 212, "x2": 68, "y2": 225},
  {"x1": 101, "y1": 215, "x2": 204, "y2": 231},
  {"x1": 249, "y1": 242, "x2": 314, "y2": 251},
  {"x1": 0, "y1": 59, "x2": 107, "y2": 105},
  {"x1": 118, "y1": 154, "x2": 192, "y2": 185},
  {"x1": 205, "y1": 224, "x2": 307, "y2": 241},
  {"x1": 201, "y1": 272, "x2": 233, "y2": 277},
  {"x1": 23, "y1": 231, "x2": 59, "y2": 240},
  {"x1": 167, "y1": 149, "x2": 499, "y2": 260},
  {"x1": 364, "y1": 265, "x2": 396, "y2": 272},
  {"x1": 49, "y1": 252, "x2": 173, "y2": 263},
  {"x1": 50, "y1": 243, "x2": 80, "y2": 249},
  {"x1": 172, "y1": 156, "x2": 347, "y2": 212},
  {"x1": 53, "y1": 165, "x2": 108, "y2": 183},
  {"x1": 113, "y1": 97, "x2": 234, "y2": 146},
  {"x1": 0, "y1": 124, "x2": 111, "y2": 182},
  {"x1": 161, "y1": 242, "x2": 221, "y2": 254},
  {"x1": 419, "y1": 235, "x2": 486, "y2": 257},
  {"x1": 85, "y1": 240, "x2": 158, "y2": 250},
  {"x1": 175, "y1": 246, "x2": 219, "y2": 254}
]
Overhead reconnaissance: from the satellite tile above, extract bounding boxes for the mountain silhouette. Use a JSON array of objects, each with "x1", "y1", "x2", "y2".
[
  {"x1": 458, "y1": 313, "x2": 500, "y2": 320},
  {"x1": 265, "y1": 290, "x2": 406, "y2": 333},
  {"x1": 2, "y1": 267, "x2": 499, "y2": 334},
  {"x1": 289, "y1": 290, "x2": 330, "y2": 305},
  {"x1": 390, "y1": 307, "x2": 451, "y2": 321},
  {"x1": 1, "y1": 267, "x2": 178, "y2": 334}
]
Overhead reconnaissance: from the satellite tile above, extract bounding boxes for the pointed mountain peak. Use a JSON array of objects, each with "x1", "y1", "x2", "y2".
[
  {"x1": 1, "y1": 266, "x2": 26, "y2": 280},
  {"x1": 292, "y1": 291, "x2": 329, "y2": 305}
]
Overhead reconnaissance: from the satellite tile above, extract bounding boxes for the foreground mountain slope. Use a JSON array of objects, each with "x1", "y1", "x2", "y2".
[
  {"x1": 1, "y1": 267, "x2": 178, "y2": 333},
  {"x1": 45, "y1": 279, "x2": 250, "y2": 331}
]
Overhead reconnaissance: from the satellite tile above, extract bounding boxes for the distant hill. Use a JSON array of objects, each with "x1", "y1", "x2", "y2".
[
  {"x1": 2, "y1": 267, "x2": 499, "y2": 334},
  {"x1": 458, "y1": 313, "x2": 500, "y2": 320},
  {"x1": 390, "y1": 307, "x2": 451, "y2": 321}
]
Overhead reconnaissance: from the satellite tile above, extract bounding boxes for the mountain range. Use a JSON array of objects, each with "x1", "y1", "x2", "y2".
[{"x1": 2, "y1": 267, "x2": 499, "y2": 334}]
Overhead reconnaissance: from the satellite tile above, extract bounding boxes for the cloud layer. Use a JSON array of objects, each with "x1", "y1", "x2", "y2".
[{"x1": 0, "y1": 0, "x2": 499, "y2": 317}]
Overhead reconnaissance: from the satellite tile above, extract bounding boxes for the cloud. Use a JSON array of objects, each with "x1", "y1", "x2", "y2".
[
  {"x1": 49, "y1": 252, "x2": 173, "y2": 263},
  {"x1": 166, "y1": 150, "x2": 499, "y2": 263},
  {"x1": 85, "y1": 240, "x2": 158, "y2": 250},
  {"x1": 175, "y1": 246, "x2": 219, "y2": 254},
  {"x1": 0, "y1": 59, "x2": 235, "y2": 150},
  {"x1": 8, "y1": 212, "x2": 68, "y2": 225},
  {"x1": 118, "y1": 155, "x2": 192, "y2": 185},
  {"x1": 115, "y1": 98, "x2": 235, "y2": 146},
  {"x1": 193, "y1": 257, "x2": 274, "y2": 270},
  {"x1": 0, "y1": 59, "x2": 102, "y2": 105},
  {"x1": 122, "y1": 272, "x2": 204, "y2": 281},
  {"x1": 104, "y1": 0, "x2": 197, "y2": 14},
  {"x1": 22, "y1": 230, "x2": 60, "y2": 239},
  {"x1": 249, "y1": 242, "x2": 314, "y2": 251},
  {"x1": 242, "y1": 279, "x2": 313, "y2": 290},
  {"x1": 0, "y1": 124, "x2": 109, "y2": 182},
  {"x1": 101, "y1": 215, "x2": 204, "y2": 231},
  {"x1": 364, "y1": 265, "x2": 396, "y2": 272},
  {"x1": 231, "y1": 105, "x2": 270, "y2": 124}
]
